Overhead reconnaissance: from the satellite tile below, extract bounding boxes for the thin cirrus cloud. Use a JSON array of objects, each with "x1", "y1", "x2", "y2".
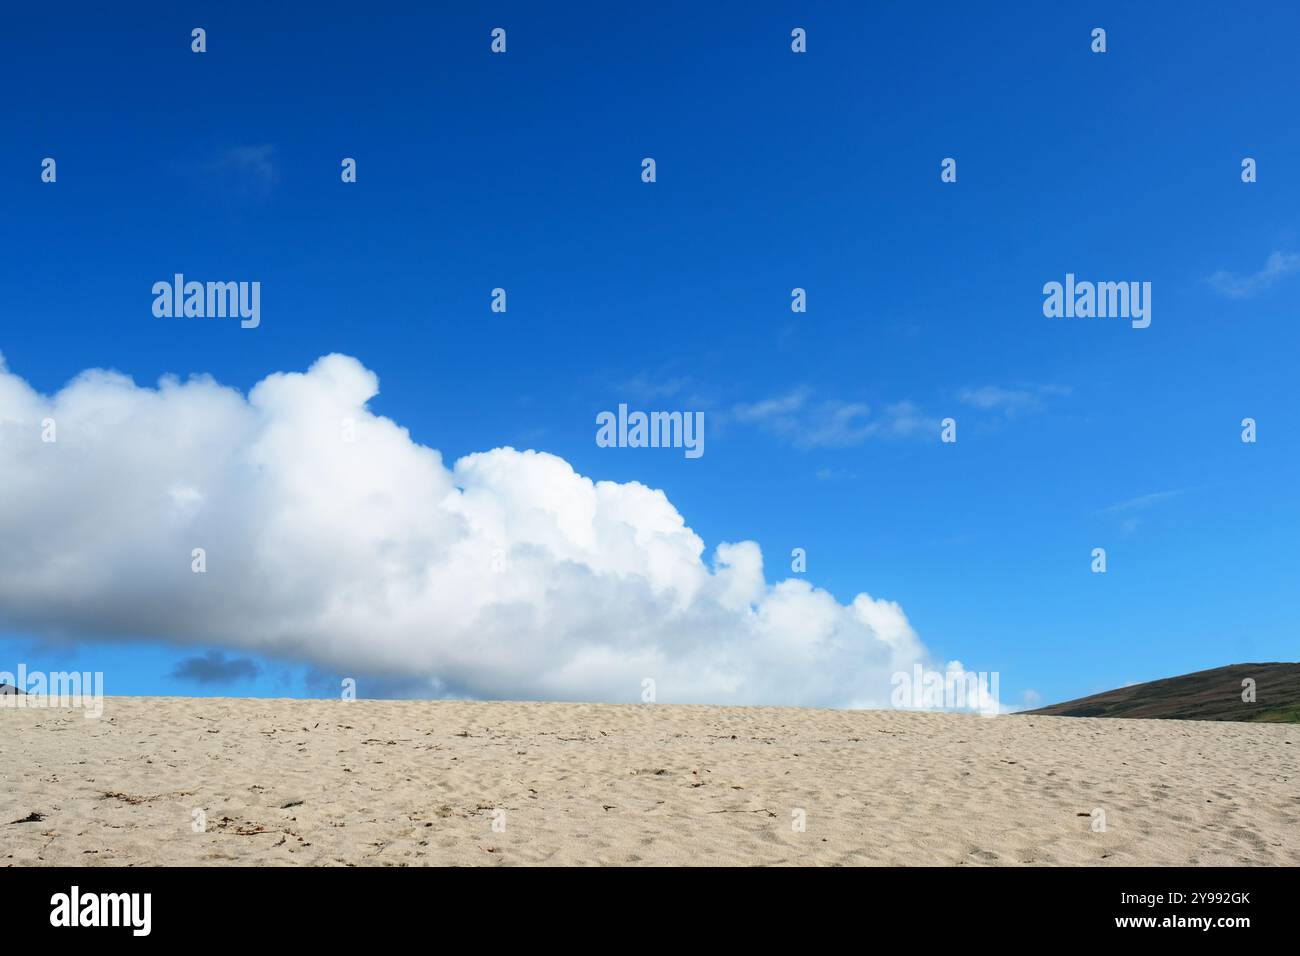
[
  {"x1": 1098, "y1": 489, "x2": 1184, "y2": 515},
  {"x1": 204, "y1": 144, "x2": 280, "y2": 199},
  {"x1": 732, "y1": 383, "x2": 1067, "y2": 449},
  {"x1": 1096, "y1": 489, "x2": 1185, "y2": 536},
  {"x1": 0, "y1": 352, "x2": 939, "y2": 708},
  {"x1": 1207, "y1": 251, "x2": 1300, "y2": 299},
  {"x1": 731, "y1": 387, "x2": 932, "y2": 448},
  {"x1": 955, "y1": 384, "x2": 1071, "y2": 416}
]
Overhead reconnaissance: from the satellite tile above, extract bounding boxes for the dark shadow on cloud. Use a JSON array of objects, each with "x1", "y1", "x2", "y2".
[{"x1": 171, "y1": 650, "x2": 260, "y2": 685}]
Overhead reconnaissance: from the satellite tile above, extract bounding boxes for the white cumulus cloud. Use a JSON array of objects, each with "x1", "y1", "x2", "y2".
[{"x1": 0, "y1": 353, "x2": 933, "y2": 706}]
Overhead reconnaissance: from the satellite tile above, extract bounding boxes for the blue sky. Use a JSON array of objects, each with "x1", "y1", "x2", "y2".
[{"x1": 1, "y1": 2, "x2": 1297, "y2": 706}]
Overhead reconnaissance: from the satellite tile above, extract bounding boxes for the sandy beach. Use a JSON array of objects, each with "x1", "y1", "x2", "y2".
[{"x1": 3, "y1": 698, "x2": 1296, "y2": 866}]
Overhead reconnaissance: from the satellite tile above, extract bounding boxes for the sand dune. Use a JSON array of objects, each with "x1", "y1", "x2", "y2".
[{"x1": 3, "y1": 697, "x2": 1296, "y2": 866}]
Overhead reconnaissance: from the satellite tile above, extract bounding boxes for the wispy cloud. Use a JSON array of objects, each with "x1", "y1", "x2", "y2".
[
  {"x1": 956, "y1": 383, "x2": 1071, "y2": 416},
  {"x1": 205, "y1": 144, "x2": 280, "y2": 199},
  {"x1": 1208, "y1": 251, "x2": 1300, "y2": 299},
  {"x1": 1099, "y1": 489, "x2": 1183, "y2": 516},
  {"x1": 1097, "y1": 489, "x2": 1184, "y2": 536},
  {"x1": 999, "y1": 688, "x2": 1043, "y2": 715},
  {"x1": 619, "y1": 372, "x2": 695, "y2": 402},
  {"x1": 732, "y1": 388, "x2": 931, "y2": 448}
]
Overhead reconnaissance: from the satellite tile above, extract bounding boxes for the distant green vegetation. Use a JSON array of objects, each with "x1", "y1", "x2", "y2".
[
  {"x1": 1026, "y1": 663, "x2": 1300, "y2": 723},
  {"x1": 1251, "y1": 705, "x2": 1300, "y2": 723}
]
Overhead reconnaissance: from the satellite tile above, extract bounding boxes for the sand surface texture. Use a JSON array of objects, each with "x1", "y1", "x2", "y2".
[{"x1": 3, "y1": 698, "x2": 1297, "y2": 865}]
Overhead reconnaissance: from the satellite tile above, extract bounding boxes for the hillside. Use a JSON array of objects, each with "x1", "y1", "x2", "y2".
[{"x1": 1024, "y1": 662, "x2": 1300, "y2": 722}]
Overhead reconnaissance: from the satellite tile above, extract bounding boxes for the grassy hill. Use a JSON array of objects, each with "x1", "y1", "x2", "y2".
[{"x1": 1023, "y1": 662, "x2": 1300, "y2": 722}]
